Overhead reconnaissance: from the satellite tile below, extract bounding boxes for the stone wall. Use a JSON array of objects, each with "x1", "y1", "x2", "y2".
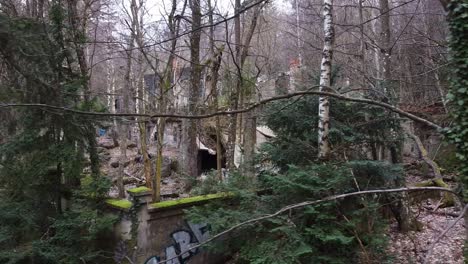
[{"x1": 110, "y1": 191, "x2": 226, "y2": 264}]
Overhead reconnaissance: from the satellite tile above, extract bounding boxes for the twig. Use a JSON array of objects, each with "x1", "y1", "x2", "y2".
[{"x1": 124, "y1": 256, "x2": 135, "y2": 264}]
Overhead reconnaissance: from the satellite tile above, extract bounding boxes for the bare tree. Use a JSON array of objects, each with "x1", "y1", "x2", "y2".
[
  {"x1": 226, "y1": 0, "x2": 243, "y2": 169},
  {"x1": 207, "y1": 0, "x2": 224, "y2": 180},
  {"x1": 317, "y1": 0, "x2": 334, "y2": 160},
  {"x1": 182, "y1": 0, "x2": 202, "y2": 181}
]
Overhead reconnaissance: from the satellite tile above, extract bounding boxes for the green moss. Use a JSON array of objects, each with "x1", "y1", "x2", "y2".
[
  {"x1": 150, "y1": 192, "x2": 231, "y2": 209},
  {"x1": 414, "y1": 178, "x2": 448, "y2": 188},
  {"x1": 413, "y1": 179, "x2": 454, "y2": 207},
  {"x1": 128, "y1": 186, "x2": 151, "y2": 194},
  {"x1": 80, "y1": 174, "x2": 93, "y2": 187},
  {"x1": 105, "y1": 199, "x2": 133, "y2": 210}
]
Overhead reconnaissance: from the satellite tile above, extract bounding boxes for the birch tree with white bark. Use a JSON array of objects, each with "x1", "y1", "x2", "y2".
[{"x1": 317, "y1": 0, "x2": 334, "y2": 160}]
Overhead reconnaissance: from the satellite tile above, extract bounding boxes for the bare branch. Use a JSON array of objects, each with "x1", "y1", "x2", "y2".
[{"x1": 0, "y1": 86, "x2": 442, "y2": 130}]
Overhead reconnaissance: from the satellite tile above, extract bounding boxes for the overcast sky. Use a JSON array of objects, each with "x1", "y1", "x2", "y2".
[{"x1": 148, "y1": 0, "x2": 293, "y2": 21}]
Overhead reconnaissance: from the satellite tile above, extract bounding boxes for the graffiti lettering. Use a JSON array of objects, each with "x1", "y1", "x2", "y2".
[
  {"x1": 172, "y1": 230, "x2": 198, "y2": 259},
  {"x1": 187, "y1": 222, "x2": 209, "y2": 244},
  {"x1": 164, "y1": 246, "x2": 180, "y2": 264},
  {"x1": 144, "y1": 222, "x2": 209, "y2": 264},
  {"x1": 145, "y1": 256, "x2": 160, "y2": 264}
]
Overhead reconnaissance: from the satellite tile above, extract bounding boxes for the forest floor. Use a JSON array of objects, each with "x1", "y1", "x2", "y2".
[
  {"x1": 387, "y1": 161, "x2": 464, "y2": 264},
  {"x1": 98, "y1": 135, "x2": 189, "y2": 199}
]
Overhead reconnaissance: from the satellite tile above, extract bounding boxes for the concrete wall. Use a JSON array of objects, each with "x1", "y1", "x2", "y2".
[{"x1": 112, "y1": 193, "x2": 224, "y2": 264}]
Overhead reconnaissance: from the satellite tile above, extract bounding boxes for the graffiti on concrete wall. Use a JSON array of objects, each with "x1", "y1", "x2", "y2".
[{"x1": 144, "y1": 222, "x2": 209, "y2": 264}]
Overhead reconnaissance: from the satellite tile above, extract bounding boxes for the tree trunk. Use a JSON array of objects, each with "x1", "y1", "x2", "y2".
[
  {"x1": 240, "y1": 6, "x2": 261, "y2": 177},
  {"x1": 317, "y1": 0, "x2": 334, "y2": 160},
  {"x1": 153, "y1": 0, "x2": 183, "y2": 201},
  {"x1": 378, "y1": 0, "x2": 392, "y2": 96},
  {"x1": 423, "y1": 2, "x2": 447, "y2": 113},
  {"x1": 226, "y1": 0, "x2": 242, "y2": 170},
  {"x1": 117, "y1": 0, "x2": 136, "y2": 198},
  {"x1": 183, "y1": 0, "x2": 202, "y2": 181},
  {"x1": 131, "y1": 0, "x2": 153, "y2": 194},
  {"x1": 135, "y1": 16, "x2": 152, "y2": 191},
  {"x1": 118, "y1": 45, "x2": 133, "y2": 198},
  {"x1": 117, "y1": 125, "x2": 128, "y2": 199},
  {"x1": 379, "y1": 0, "x2": 415, "y2": 230},
  {"x1": 243, "y1": 109, "x2": 256, "y2": 177},
  {"x1": 139, "y1": 122, "x2": 152, "y2": 189},
  {"x1": 66, "y1": 0, "x2": 100, "y2": 177},
  {"x1": 208, "y1": 0, "x2": 224, "y2": 180},
  {"x1": 358, "y1": 0, "x2": 365, "y2": 87}
]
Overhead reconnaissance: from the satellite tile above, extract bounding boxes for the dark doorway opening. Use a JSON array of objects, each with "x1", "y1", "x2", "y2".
[
  {"x1": 197, "y1": 134, "x2": 227, "y2": 175},
  {"x1": 198, "y1": 150, "x2": 218, "y2": 175}
]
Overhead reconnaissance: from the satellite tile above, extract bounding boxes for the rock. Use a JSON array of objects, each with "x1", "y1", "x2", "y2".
[
  {"x1": 161, "y1": 157, "x2": 174, "y2": 178},
  {"x1": 170, "y1": 159, "x2": 179, "y2": 172},
  {"x1": 98, "y1": 139, "x2": 116, "y2": 149},
  {"x1": 97, "y1": 147, "x2": 108, "y2": 154},
  {"x1": 99, "y1": 150, "x2": 111, "y2": 162},
  {"x1": 110, "y1": 160, "x2": 119, "y2": 168},
  {"x1": 99, "y1": 155, "x2": 111, "y2": 162},
  {"x1": 134, "y1": 155, "x2": 144, "y2": 163},
  {"x1": 127, "y1": 142, "x2": 137, "y2": 149},
  {"x1": 123, "y1": 176, "x2": 141, "y2": 185},
  {"x1": 110, "y1": 159, "x2": 131, "y2": 168}
]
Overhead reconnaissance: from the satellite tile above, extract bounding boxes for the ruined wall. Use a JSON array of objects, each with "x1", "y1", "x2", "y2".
[
  {"x1": 111, "y1": 192, "x2": 225, "y2": 264},
  {"x1": 140, "y1": 209, "x2": 215, "y2": 264}
]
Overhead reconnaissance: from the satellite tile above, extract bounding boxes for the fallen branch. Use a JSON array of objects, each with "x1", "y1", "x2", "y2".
[
  {"x1": 423, "y1": 206, "x2": 461, "y2": 218},
  {"x1": 158, "y1": 186, "x2": 459, "y2": 264},
  {"x1": 407, "y1": 131, "x2": 442, "y2": 178},
  {"x1": 1, "y1": 86, "x2": 442, "y2": 130},
  {"x1": 405, "y1": 130, "x2": 454, "y2": 207}
]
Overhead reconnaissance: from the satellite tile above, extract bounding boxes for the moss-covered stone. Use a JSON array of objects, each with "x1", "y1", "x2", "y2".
[
  {"x1": 106, "y1": 198, "x2": 133, "y2": 210},
  {"x1": 434, "y1": 145, "x2": 459, "y2": 173},
  {"x1": 149, "y1": 192, "x2": 231, "y2": 210},
  {"x1": 413, "y1": 179, "x2": 455, "y2": 207},
  {"x1": 127, "y1": 186, "x2": 152, "y2": 195}
]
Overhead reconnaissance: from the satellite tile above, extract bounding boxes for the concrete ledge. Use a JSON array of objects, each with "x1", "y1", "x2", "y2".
[
  {"x1": 148, "y1": 192, "x2": 231, "y2": 212},
  {"x1": 127, "y1": 186, "x2": 152, "y2": 197},
  {"x1": 105, "y1": 198, "x2": 133, "y2": 211}
]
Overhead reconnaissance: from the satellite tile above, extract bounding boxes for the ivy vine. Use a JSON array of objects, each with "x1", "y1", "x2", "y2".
[{"x1": 445, "y1": 1, "x2": 468, "y2": 201}]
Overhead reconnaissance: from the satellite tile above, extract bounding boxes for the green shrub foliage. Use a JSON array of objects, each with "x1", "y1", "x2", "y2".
[
  {"x1": 445, "y1": 1, "x2": 468, "y2": 201},
  {"x1": 188, "y1": 162, "x2": 399, "y2": 263},
  {"x1": 443, "y1": 1, "x2": 468, "y2": 258},
  {"x1": 260, "y1": 96, "x2": 401, "y2": 169},
  {"x1": 187, "y1": 96, "x2": 406, "y2": 263},
  {"x1": 0, "y1": 7, "x2": 115, "y2": 264}
]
